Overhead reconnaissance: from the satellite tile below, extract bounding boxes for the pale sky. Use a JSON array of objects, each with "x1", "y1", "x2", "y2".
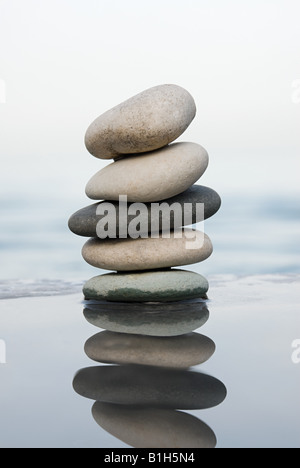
[{"x1": 0, "y1": 0, "x2": 300, "y2": 202}]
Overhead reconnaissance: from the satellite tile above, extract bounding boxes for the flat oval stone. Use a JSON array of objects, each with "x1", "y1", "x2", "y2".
[
  {"x1": 68, "y1": 185, "x2": 222, "y2": 238},
  {"x1": 83, "y1": 270, "x2": 209, "y2": 302},
  {"x1": 85, "y1": 84, "x2": 196, "y2": 160},
  {"x1": 83, "y1": 301, "x2": 210, "y2": 336},
  {"x1": 82, "y1": 230, "x2": 213, "y2": 272},
  {"x1": 84, "y1": 331, "x2": 215, "y2": 368},
  {"x1": 85, "y1": 142, "x2": 209, "y2": 203},
  {"x1": 92, "y1": 403, "x2": 217, "y2": 448},
  {"x1": 73, "y1": 365, "x2": 227, "y2": 409}
]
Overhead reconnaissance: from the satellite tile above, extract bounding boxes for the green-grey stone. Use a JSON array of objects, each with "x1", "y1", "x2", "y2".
[
  {"x1": 83, "y1": 269, "x2": 209, "y2": 303},
  {"x1": 68, "y1": 185, "x2": 221, "y2": 238},
  {"x1": 83, "y1": 300, "x2": 209, "y2": 337}
]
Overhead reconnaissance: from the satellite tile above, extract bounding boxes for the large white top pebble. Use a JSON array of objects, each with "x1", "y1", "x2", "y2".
[{"x1": 85, "y1": 84, "x2": 196, "y2": 159}]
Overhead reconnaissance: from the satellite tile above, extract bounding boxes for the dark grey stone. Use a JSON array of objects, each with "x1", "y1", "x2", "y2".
[
  {"x1": 68, "y1": 185, "x2": 221, "y2": 238},
  {"x1": 73, "y1": 365, "x2": 227, "y2": 410}
]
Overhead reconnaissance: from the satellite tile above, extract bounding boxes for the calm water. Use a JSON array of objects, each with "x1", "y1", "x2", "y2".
[
  {"x1": 0, "y1": 193, "x2": 299, "y2": 448},
  {"x1": 0, "y1": 276, "x2": 299, "y2": 448}
]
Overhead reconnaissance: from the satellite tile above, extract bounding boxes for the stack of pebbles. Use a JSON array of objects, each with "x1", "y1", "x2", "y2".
[
  {"x1": 68, "y1": 84, "x2": 222, "y2": 301},
  {"x1": 71, "y1": 85, "x2": 226, "y2": 448}
]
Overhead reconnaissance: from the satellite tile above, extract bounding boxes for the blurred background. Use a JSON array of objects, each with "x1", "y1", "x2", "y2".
[{"x1": 0, "y1": 0, "x2": 299, "y2": 282}]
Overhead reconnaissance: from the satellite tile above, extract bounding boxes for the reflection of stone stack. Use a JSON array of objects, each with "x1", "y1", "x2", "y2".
[
  {"x1": 68, "y1": 84, "x2": 222, "y2": 301},
  {"x1": 74, "y1": 300, "x2": 227, "y2": 448},
  {"x1": 71, "y1": 85, "x2": 226, "y2": 448},
  {"x1": 73, "y1": 363, "x2": 226, "y2": 449}
]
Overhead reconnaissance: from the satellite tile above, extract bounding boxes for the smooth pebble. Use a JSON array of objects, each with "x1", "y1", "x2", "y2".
[
  {"x1": 92, "y1": 403, "x2": 217, "y2": 448},
  {"x1": 84, "y1": 331, "x2": 216, "y2": 368},
  {"x1": 82, "y1": 230, "x2": 213, "y2": 272},
  {"x1": 85, "y1": 84, "x2": 196, "y2": 160},
  {"x1": 85, "y1": 142, "x2": 209, "y2": 203},
  {"x1": 68, "y1": 185, "x2": 221, "y2": 238},
  {"x1": 73, "y1": 365, "x2": 227, "y2": 409},
  {"x1": 83, "y1": 301, "x2": 210, "y2": 336},
  {"x1": 83, "y1": 269, "x2": 209, "y2": 302}
]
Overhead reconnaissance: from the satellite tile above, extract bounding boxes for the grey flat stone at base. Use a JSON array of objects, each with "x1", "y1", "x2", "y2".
[{"x1": 83, "y1": 269, "x2": 209, "y2": 302}]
